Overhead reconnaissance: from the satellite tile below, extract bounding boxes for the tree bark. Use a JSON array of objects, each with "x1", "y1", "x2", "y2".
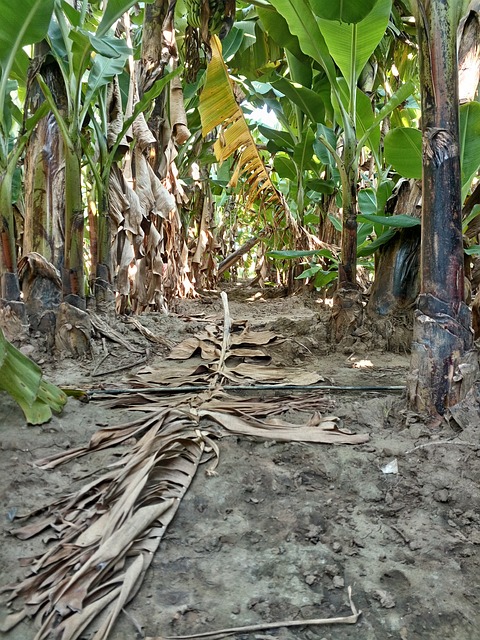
[
  {"x1": 331, "y1": 120, "x2": 363, "y2": 342},
  {"x1": 407, "y1": 0, "x2": 478, "y2": 418},
  {"x1": 367, "y1": 180, "x2": 422, "y2": 317},
  {"x1": 62, "y1": 144, "x2": 85, "y2": 308},
  {"x1": 338, "y1": 148, "x2": 358, "y2": 289}
]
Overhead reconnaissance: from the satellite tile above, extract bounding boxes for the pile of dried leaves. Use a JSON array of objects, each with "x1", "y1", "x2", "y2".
[
  {"x1": 1, "y1": 297, "x2": 368, "y2": 639},
  {"x1": 137, "y1": 294, "x2": 324, "y2": 388}
]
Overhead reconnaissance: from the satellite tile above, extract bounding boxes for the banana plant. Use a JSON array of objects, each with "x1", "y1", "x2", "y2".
[
  {"x1": 268, "y1": 0, "x2": 394, "y2": 295},
  {"x1": 84, "y1": 65, "x2": 181, "y2": 299},
  {"x1": 0, "y1": 0, "x2": 55, "y2": 303},
  {"x1": 243, "y1": 1, "x2": 413, "y2": 295},
  {"x1": 34, "y1": 0, "x2": 133, "y2": 308}
]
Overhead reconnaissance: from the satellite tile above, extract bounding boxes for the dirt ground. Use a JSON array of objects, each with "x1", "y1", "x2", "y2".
[{"x1": 1, "y1": 289, "x2": 480, "y2": 640}]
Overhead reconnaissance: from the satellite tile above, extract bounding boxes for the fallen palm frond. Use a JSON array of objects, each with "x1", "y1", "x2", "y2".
[
  {"x1": 176, "y1": 390, "x2": 367, "y2": 444},
  {"x1": 33, "y1": 390, "x2": 368, "y2": 474},
  {"x1": 1, "y1": 295, "x2": 368, "y2": 638},
  {"x1": 139, "y1": 357, "x2": 323, "y2": 387},
  {"x1": 199, "y1": 35, "x2": 298, "y2": 231},
  {"x1": 138, "y1": 307, "x2": 324, "y2": 386}
]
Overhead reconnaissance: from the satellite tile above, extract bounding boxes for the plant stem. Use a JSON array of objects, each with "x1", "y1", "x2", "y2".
[
  {"x1": 63, "y1": 143, "x2": 85, "y2": 306},
  {"x1": 0, "y1": 172, "x2": 20, "y2": 300}
]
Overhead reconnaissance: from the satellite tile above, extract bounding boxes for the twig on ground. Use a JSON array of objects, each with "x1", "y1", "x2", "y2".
[
  {"x1": 391, "y1": 524, "x2": 411, "y2": 544},
  {"x1": 146, "y1": 587, "x2": 361, "y2": 640},
  {"x1": 91, "y1": 352, "x2": 148, "y2": 377},
  {"x1": 404, "y1": 440, "x2": 479, "y2": 455},
  {"x1": 124, "y1": 317, "x2": 175, "y2": 349},
  {"x1": 90, "y1": 311, "x2": 144, "y2": 353},
  {"x1": 92, "y1": 351, "x2": 110, "y2": 376}
]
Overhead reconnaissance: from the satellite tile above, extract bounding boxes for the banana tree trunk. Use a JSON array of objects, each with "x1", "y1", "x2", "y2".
[
  {"x1": 62, "y1": 143, "x2": 85, "y2": 309},
  {"x1": 339, "y1": 144, "x2": 358, "y2": 288},
  {"x1": 24, "y1": 53, "x2": 67, "y2": 270},
  {"x1": 23, "y1": 48, "x2": 80, "y2": 324},
  {"x1": 140, "y1": 0, "x2": 175, "y2": 176},
  {"x1": 331, "y1": 132, "x2": 363, "y2": 342},
  {"x1": 24, "y1": 113, "x2": 65, "y2": 266},
  {"x1": 407, "y1": 0, "x2": 478, "y2": 417},
  {"x1": 93, "y1": 184, "x2": 113, "y2": 310}
]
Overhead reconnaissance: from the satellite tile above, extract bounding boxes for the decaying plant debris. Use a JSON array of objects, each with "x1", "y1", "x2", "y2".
[
  {"x1": 1, "y1": 297, "x2": 368, "y2": 639},
  {"x1": 1, "y1": 396, "x2": 367, "y2": 639},
  {"x1": 2, "y1": 293, "x2": 480, "y2": 640}
]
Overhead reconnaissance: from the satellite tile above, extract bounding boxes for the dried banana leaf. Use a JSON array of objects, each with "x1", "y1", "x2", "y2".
[
  {"x1": 2, "y1": 382, "x2": 368, "y2": 639},
  {"x1": 2, "y1": 411, "x2": 206, "y2": 640}
]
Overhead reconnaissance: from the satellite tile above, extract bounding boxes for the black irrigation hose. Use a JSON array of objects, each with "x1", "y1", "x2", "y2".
[{"x1": 87, "y1": 384, "x2": 405, "y2": 398}]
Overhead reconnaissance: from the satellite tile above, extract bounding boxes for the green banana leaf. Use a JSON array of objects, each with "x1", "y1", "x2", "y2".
[
  {"x1": 317, "y1": 0, "x2": 392, "y2": 88},
  {"x1": 460, "y1": 101, "x2": 480, "y2": 202},
  {"x1": 384, "y1": 102, "x2": 480, "y2": 198},
  {"x1": 257, "y1": 7, "x2": 308, "y2": 63},
  {"x1": 310, "y1": 0, "x2": 379, "y2": 23},
  {"x1": 274, "y1": 155, "x2": 297, "y2": 181},
  {"x1": 97, "y1": 0, "x2": 155, "y2": 37},
  {"x1": 0, "y1": 0, "x2": 54, "y2": 65},
  {"x1": 384, "y1": 127, "x2": 423, "y2": 179},
  {"x1": 268, "y1": 0, "x2": 337, "y2": 84},
  {"x1": 259, "y1": 125, "x2": 296, "y2": 152},
  {"x1": 358, "y1": 213, "x2": 421, "y2": 228},
  {"x1": 0, "y1": 0, "x2": 55, "y2": 128},
  {"x1": 272, "y1": 76, "x2": 325, "y2": 124},
  {"x1": 0, "y1": 328, "x2": 67, "y2": 425}
]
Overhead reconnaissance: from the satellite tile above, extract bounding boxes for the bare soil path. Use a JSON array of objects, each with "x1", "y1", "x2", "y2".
[{"x1": 1, "y1": 291, "x2": 479, "y2": 639}]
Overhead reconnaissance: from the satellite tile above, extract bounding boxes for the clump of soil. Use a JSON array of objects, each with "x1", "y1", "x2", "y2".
[{"x1": 1, "y1": 292, "x2": 479, "y2": 640}]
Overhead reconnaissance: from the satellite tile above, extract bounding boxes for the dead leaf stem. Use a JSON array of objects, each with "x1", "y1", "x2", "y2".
[
  {"x1": 91, "y1": 353, "x2": 148, "y2": 377},
  {"x1": 147, "y1": 587, "x2": 361, "y2": 639},
  {"x1": 404, "y1": 440, "x2": 479, "y2": 455},
  {"x1": 212, "y1": 291, "x2": 232, "y2": 384}
]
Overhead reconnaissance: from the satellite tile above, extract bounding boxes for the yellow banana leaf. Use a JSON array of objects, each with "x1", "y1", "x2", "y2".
[{"x1": 199, "y1": 35, "x2": 294, "y2": 223}]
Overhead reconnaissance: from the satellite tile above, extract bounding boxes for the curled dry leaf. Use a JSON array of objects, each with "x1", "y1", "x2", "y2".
[
  {"x1": 2, "y1": 410, "x2": 206, "y2": 640},
  {"x1": 1, "y1": 380, "x2": 368, "y2": 640}
]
